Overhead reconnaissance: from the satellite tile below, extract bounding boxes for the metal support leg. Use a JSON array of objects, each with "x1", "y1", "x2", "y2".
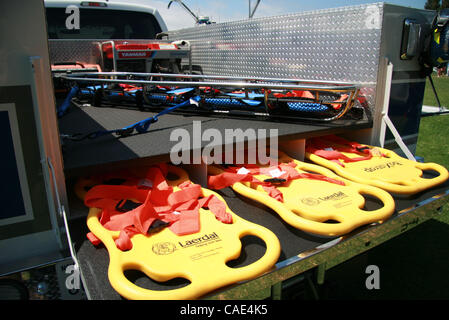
[
  {"x1": 317, "y1": 263, "x2": 326, "y2": 285},
  {"x1": 305, "y1": 273, "x2": 320, "y2": 300},
  {"x1": 271, "y1": 281, "x2": 282, "y2": 300}
]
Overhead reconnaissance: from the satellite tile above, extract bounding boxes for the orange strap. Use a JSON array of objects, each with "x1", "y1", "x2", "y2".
[
  {"x1": 272, "y1": 90, "x2": 315, "y2": 99},
  {"x1": 208, "y1": 161, "x2": 345, "y2": 203},
  {"x1": 306, "y1": 135, "x2": 375, "y2": 166},
  {"x1": 84, "y1": 165, "x2": 232, "y2": 251}
]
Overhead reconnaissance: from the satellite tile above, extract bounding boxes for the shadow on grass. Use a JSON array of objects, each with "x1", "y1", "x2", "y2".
[{"x1": 320, "y1": 216, "x2": 449, "y2": 300}]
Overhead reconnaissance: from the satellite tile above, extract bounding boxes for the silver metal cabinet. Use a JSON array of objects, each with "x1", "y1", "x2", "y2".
[{"x1": 0, "y1": 0, "x2": 68, "y2": 276}]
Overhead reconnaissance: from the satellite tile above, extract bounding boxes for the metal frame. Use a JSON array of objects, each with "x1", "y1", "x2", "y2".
[
  {"x1": 29, "y1": 56, "x2": 67, "y2": 251},
  {"x1": 374, "y1": 59, "x2": 416, "y2": 161},
  {"x1": 60, "y1": 71, "x2": 360, "y2": 122},
  {"x1": 61, "y1": 71, "x2": 360, "y2": 89}
]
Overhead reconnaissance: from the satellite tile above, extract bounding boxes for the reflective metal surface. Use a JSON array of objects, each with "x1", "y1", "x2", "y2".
[{"x1": 168, "y1": 3, "x2": 383, "y2": 84}]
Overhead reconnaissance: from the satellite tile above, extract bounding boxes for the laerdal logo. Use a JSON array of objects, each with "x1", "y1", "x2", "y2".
[
  {"x1": 301, "y1": 197, "x2": 320, "y2": 206},
  {"x1": 363, "y1": 161, "x2": 403, "y2": 173},
  {"x1": 318, "y1": 191, "x2": 348, "y2": 202},
  {"x1": 301, "y1": 191, "x2": 348, "y2": 206},
  {"x1": 178, "y1": 232, "x2": 220, "y2": 248},
  {"x1": 152, "y1": 242, "x2": 177, "y2": 255}
]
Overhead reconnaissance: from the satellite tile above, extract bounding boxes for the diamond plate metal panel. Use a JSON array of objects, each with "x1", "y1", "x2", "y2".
[
  {"x1": 168, "y1": 3, "x2": 383, "y2": 84},
  {"x1": 48, "y1": 40, "x2": 102, "y2": 65}
]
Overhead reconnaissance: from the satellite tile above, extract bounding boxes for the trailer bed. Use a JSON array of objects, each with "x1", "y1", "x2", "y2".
[{"x1": 66, "y1": 171, "x2": 449, "y2": 300}]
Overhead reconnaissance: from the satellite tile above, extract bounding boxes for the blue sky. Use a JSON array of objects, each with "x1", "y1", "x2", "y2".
[{"x1": 141, "y1": 0, "x2": 429, "y2": 30}]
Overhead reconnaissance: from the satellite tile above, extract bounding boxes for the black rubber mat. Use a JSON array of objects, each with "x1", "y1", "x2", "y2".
[{"x1": 58, "y1": 104, "x2": 372, "y2": 172}]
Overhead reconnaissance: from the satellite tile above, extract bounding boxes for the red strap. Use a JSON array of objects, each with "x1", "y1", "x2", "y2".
[
  {"x1": 86, "y1": 231, "x2": 102, "y2": 246},
  {"x1": 168, "y1": 181, "x2": 202, "y2": 208},
  {"x1": 115, "y1": 225, "x2": 138, "y2": 251},
  {"x1": 262, "y1": 185, "x2": 284, "y2": 202},
  {"x1": 306, "y1": 135, "x2": 374, "y2": 166},
  {"x1": 321, "y1": 135, "x2": 368, "y2": 152},
  {"x1": 85, "y1": 185, "x2": 149, "y2": 210},
  {"x1": 330, "y1": 94, "x2": 348, "y2": 110},
  {"x1": 207, "y1": 170, "x2": 260, "y2": 189},
  {"x1": 208, "y1": 161, "x2": 345, "y2": 203},
  {"x1": 167, "y1": 206, "x2": 200, "y2": 236},
  {"x1": 273, "y1": 90, "x2": 315, "y2": 99},
  {"x1": 119, "y1": 84, "x2": 142, "y2": 92},
  {"x1": 198, "y1": 194, "x2": 233, "y2": 224},
  {"x1": 84, "y1": 166, "x2": 232, "y2": 251}
]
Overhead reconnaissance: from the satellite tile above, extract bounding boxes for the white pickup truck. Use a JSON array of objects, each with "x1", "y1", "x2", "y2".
[
  {"x1": 44, "y1": 0, "x2": 168, "y2": 39},
  {"x1": 45, "y1": 1, "x2": 191, "y2": 85}
]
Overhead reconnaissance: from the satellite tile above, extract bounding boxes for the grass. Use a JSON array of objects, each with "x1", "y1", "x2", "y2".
[
  {"x1": 417, "y1": 75, "x2": 449, "y2": 226},
  {"x1": 314, "y1": 76, "x2": 449, "y2": 300},
  {"x1": 417, "y1": 114, "x2": 449, "y2": 225},
  {"x1": 423, "y1": 74, "x2": 449, "y2": 107}
]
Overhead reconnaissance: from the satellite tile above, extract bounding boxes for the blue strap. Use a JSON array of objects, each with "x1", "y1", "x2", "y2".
[
  {"x1": 58, "y1": 85, "x2": 105, "y2": 117},
  {"x1": 225, "y1": 92, "x2": 265, "y2": 99},
  {"x1": 67, "y1": 96, "x2": 201, "y2": 141},
  {"x1": 203, "y1": 98, "x2": 262, "y2": 107},
  {"x1": 287, "y1": 102, "x2": 328, "y2": 112},
  {"x1": 57, "y1": 85, "x2": 79, "y2": 118},
  {"x1": 166, "y1": 88, "x2": 195, "y2": 95}
]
